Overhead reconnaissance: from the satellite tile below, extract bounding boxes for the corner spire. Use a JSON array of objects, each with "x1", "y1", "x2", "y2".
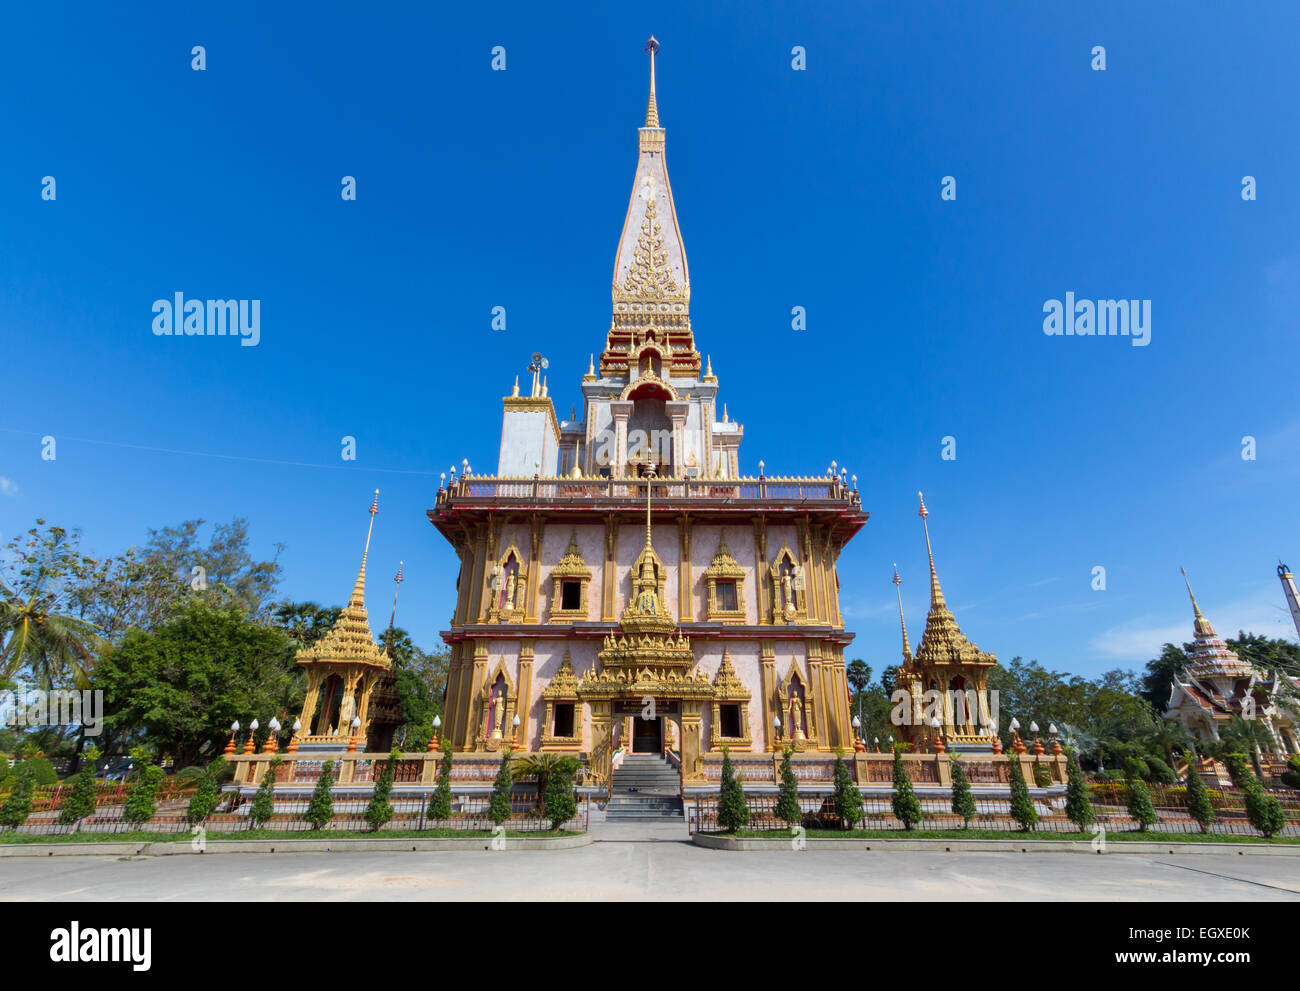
[
  {"x1": 1181, "y1": 566, "x2": 1213, "y2": 637},
  {"x1": 644, "y1": 36, "x2": 660, "y2": 127},
  {"x1": 644, "y1": 475, "x2": 653, "y2": 550},
  {"x1": 918, "y1": 491, "x2": 945, "y2": 607},
  {"x1": 893, "y1": 564, "x2": 912, "y2": 664},
  {"x1": 351, "y1": 489, "x2": 379, "y2": 608},
  {"x1": 385, "y1": 560, "x2": 404, "y2": 654}
]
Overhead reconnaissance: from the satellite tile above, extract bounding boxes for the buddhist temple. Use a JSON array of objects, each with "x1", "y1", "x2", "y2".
[
  {"x1": 428, "y1": 39, "x2": 868, "y2": 789},
  {"x1": 1163, "y1": 568, "x2": 1300, "y2": 753}
]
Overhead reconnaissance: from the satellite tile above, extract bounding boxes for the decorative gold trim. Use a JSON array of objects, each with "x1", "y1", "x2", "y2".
[{"x1": 548, "y1": 531, "x2": 593, "y2": 623}]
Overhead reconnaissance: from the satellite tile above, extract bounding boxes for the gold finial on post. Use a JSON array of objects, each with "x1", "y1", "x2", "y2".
[
  {"x1": 918, "y1": 491, "x2": 945, "y2": 607},
  {"x1": 644, "y1": 36, "x2": 660, "y2": 127},
  {"x1": 892, "y1": 563, "x2": 912, "y2": 663}
]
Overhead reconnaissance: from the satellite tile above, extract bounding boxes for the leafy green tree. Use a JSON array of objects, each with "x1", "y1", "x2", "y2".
[
  {"x1": 716, "y1": 746, "x2": 749, "y2": 833},
  {"x1": 305, "y1": 760, "x2": 335, "y2": 830},
  {"x1": 250, "y1": 755, "x2": 282, "y2": 828},
  {"x1": 123, "y1": 747, "x2": 165, "y2": 824},
  {"x1": 1144, "y1": 755, "x2": 1176, "y2": 784},
  {"x1": 950, "y1": 755, "x2": 976, "y2": 828},
  {"x1": 0, "y1": 521, "x2": 102, "y2": 688},
  {"x1": 512, "y1": 752, "x2": 578, "y2": 811},
  {"x1": 1140, "y1": 643, "x2": 1188, "y2": 711},
  {"x1": 1007, "y1": 758, "x2": 1039, "y2": 831},
  {"x1": 93, "y1": 597, "x2": 301, "y2": 768},
  {"x1": 364, "y1": 748, "x2": 400, "y2": 831},
  {"x1": 271, "y1": 601, "x2": 340, "y2": 647},
  {"x1": 543, "y1": 759, "x2": 578, "y2": 830},
  {"x1": 59, "y1": 745, "x2": 101, "y2": 827},
  {"x1": 1125, "y1": 772, "x2": 1157, "y2": 831},
  {"x1": 1181, "y1": 751, "x2": 1216, "y2": 833},
  {"x1": 186, "y1": 757, "x2": 227, "y2": 825},
  {"x1": 0, "y1": 763, "x2": 36, "y2": 828},
  {"x1": 488, "y1": 747, "x2": 514, "y2": 827},
  {"x1": 1063, "y1": 750, "x2": 1094, "y2": 831},
  {"x1": 890, "y1": 745, "x2": 922, "y2": 830},
  {"x1": 1221, "y1": 716, "x2": 1273, "y2": 780},
  {"x1": 1244, "y1": 783, "x2": 1286, "y2": 838},
  {"x1": 831, "y1": 750, "x2": 863, "y2": 829},
  {"x1": 427, "y1": 741, "x2": 453, "y2": 822},
  {"x1": 15, "y1": 756, "x2": 58, "y2": 786},
  {"x1": 775, "y1": 747, "x2": 801, "y2": 828}
]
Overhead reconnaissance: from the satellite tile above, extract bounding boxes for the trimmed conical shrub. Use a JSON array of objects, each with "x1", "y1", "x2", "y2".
[
  {"x1": 59, "y1": 746, "x2": 101, "y2": 828},
  {"x1": 1182, "y1": 751, "x2": 1215, "y2": 833},
  {"x1": 250, "y1": 755, "x2": 282, "y2": 828},
  {"x1": 1064, "y1": 750, "x2": 1094, "y2": 831},
  {"x1": 427, "y1": 740, "x2": 453, "y2": 822},
  {"x1": 544, "y1": 759, "x2": 578, "y2": 830},
  {"x1": 1007, "y1": 757, "x2": 1039, "y2": 831},
  {"x1": 775, "y1": 747, "x2": 801, "y2": 828},
  {"x1": 488, "y1": 747, "x2": 514, "y2": 827},
  {"x1": 305, "y1": 759, "x2": 335, "y2": 830},
  {"x1": 365, "y1": 747, "x2": 400, "y2": 831},
  {"x1": 716, "y1": 746, "x2": 750, "y2": 833},
  {"x1": 0, "y1": 763, "x2": 36, "y2": 829},
  {"x1": 831, "y1": 750, "x2": 863, "y2": 829},
  {"x1": 186, "y1": 757, "x2": 227, "y2": 825},
  {"x1": 1125, "y1": 774, "x2": 1157, "y2": 831},
  {"x1": 891, "y1": 745, "x2": 922, "y2": 830},
  {"x1": 123, "y1": 748, "x2": 165, "y2": 825},
  {"x1": 950, "y1": 756, "x2": 976, "y2": 829},
  {"x1": 1243, "y1": 780, "x2": 1285, "y2": 838}
]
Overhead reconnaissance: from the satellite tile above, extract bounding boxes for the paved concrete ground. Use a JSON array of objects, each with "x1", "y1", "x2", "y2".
[{"x1": 2, "y1": 821, "x2": 1299, "y2": 901}]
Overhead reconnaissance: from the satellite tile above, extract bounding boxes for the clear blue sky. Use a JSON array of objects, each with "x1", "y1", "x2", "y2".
[{"x1": 3, "y1": 1, "x2": 1298, "y2": 678}]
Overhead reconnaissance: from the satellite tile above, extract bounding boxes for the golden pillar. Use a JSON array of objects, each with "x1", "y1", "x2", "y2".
[{"x1": 517, "y1": 642, "x2": 535, "y2": 751}]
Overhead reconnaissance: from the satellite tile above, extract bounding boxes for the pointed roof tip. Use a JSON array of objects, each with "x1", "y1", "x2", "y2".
[
  {"x1": 644, "y1": 36, "x2": 661, "y2": 127},
  {"x1": 892, "y1": 564, "x2": 912, "y2": 662},
  {"x1": 917, "y1": 491, "x2": 944, "y2": 604}
]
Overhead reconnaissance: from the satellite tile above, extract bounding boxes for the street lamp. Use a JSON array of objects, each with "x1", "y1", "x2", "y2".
[
  {"x1": 773, "y1": 713, "x2": 782, "y2": 749},
  {"x1": 287, "y1": 718, "x2": 302, "y2": 754},
  {"x1": 225, "y1": 720, "x2": 240, "y2": 755},
  {"x1": 428, "y1": 714, "x2": 442, "y2": 752},
  {"x1": 930, "y1": 715, "x2": 946, "y2": 754},
  {"x1": 511, "y1": 713, "x2": 521, "y2": 748},
  {"x1": 347, "y1": 715, "x2": 362, "y2": 753},
  {"x1": 263, "y1": 717, "x2": 281, "y2": 753},
  {"x1": 244, "y1": 718, "x2": 259, "y2": 754}
]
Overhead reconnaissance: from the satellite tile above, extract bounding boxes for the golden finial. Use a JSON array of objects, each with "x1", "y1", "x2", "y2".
[
  {"x1": 645, "y1": 474, "x2": 653, "y2": 549},
  {"x1": 351, "y1": 489, "x2": 379, "y2": 608},
  {"x1": 511, "y1": 376, "x2": 519, "y2": 397},
  {"x1": 918, "y1": 491, "x2": 945, "y2": 607},
  {"x1": 644, "y1": 37, "x2": 660, "y2": 127},
  {"x1": 893, "y1": 563, "x2": 912, "y2": 663},
  {"x1": 1180, "y1": 566, "x2": 1204, "y2": 619}
]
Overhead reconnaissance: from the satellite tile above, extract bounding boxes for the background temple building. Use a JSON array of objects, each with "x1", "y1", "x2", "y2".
[
  {"x1": 1163, "y1": 568, "x2": 1300, "y2": 752},
  {"x1": 428, "y1": 41, "x2": 870, "y2": 787}
]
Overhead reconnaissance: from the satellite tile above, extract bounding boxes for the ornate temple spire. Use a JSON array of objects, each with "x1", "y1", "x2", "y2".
[
  {"x1": 917, "y1": 491, "x2": 945, "y2": 607},
  {"x1": 1180, "y1": 567, "x2": 1253, "y2": 678},
  {"x1": 385, "y1": 560, "x2": 404, "y2": 654},
  {"x1": 603, "y1": 37, "x2": 697, "y2": 379},
  {"x1": 644, "y1": 35, "x2": 660, "y2": 127},
  {"x1": 892, "y1": 564, "x2": 912, "y2": 664},
  {"x1": 350, "y1": 489, "x2": 379, "y2": 610}
]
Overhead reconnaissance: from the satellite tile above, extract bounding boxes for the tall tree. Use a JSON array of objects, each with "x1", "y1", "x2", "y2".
[
  {"x1": 1141, "y1": 643, "x2": 1188, "y2": 710},
  {"x1": 0, "y1": 522, "x2": 102, "y2": 688}
]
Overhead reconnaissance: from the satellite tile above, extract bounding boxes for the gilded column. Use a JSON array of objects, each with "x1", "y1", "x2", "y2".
[
  {"x1": 459, "y1": 640, "x2": 489, "y2": 750},
  {"x1": 807, "y1": 642, "x2": 829, "y2": 751},
  {"x1": 753, "y1": 516, "x2": 769, "y2": 625},
  {"x1": 524, "y1": 514, "x2": 543, "y2": 623},
  {"x1": 602, "y1": 512, "x2": 618, "y2": 620},
  {"x1": 475, "y1": 516, "x2": 500, "y2": 622},
  {"x1": 678, "y1": 513, "x2": 693, "y2": 621},
  {"x1": 760, "y1": 640, "x2": 777, "y2": 750},
  {"x1": 517, "y1": 642, "x2": 535, "y2": 751}
]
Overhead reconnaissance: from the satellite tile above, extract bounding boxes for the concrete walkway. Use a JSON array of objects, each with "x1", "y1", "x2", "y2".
[{"x1": 2, "y1": 829, "x2": 1299, "y2": 901}]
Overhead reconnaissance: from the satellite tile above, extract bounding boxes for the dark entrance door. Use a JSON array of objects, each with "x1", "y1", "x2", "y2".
[{"x1": 632, "y1": 716, "x2": 662, "y2": 754}]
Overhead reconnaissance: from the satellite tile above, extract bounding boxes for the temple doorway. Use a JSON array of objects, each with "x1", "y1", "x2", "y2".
[{"x1": 632, "y1": 716, "x2": 663, "y2": 754}]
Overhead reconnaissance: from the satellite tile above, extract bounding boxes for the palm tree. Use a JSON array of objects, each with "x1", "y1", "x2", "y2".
[
  {"x1": 1220, "y1": 715, "x2": 1275, "y2": 780},
  {"x1": 1058, "y1": 722, "x2": 1101, "y2": 770},
  {"x1": 1139, "y1": 713, "x2": 1192, "y2": 764},
  {"x1": 510, "y1": 753, "x2": 580, "y2": 810},
  {"x1": 0, "y1": 577, "x2": 100, "y2": 689}
]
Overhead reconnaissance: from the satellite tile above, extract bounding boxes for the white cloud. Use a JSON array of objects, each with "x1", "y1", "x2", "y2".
[
  {"x1": 0, "y1": 478, "x2": 17, "y2": 497},
  {"x1": 1090, "y1": 591, "x2": 1297, "y2": 663}
]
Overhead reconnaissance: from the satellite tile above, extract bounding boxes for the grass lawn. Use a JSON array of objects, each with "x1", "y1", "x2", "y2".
[
  {"x1": 0, "y1": 827, "x2": 581, "y2": 845},
  {"x1": 723, "y1": 828, "x2": 1300, "y2": 844}
]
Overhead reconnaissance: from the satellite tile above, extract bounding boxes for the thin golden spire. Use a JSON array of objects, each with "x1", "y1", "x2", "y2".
[
  {"x1": 893, "y1": 564, "x2": 912, "y2": 663},
  {"x1": 644, "y1": 36, "x2": 660, "y2": 127},
  {"x1": 645, "y1": 475, "x2": 653, "y2": 549},
  {"x1": 351, "y1": 489, "x2": 379, "y2": 608},
  {"x1": 1181, "y1": 565, "x2": 1214, "y2": 636},
  {"x1": 385, "y1": 560, "x2": 404, "y2": 653},
  {"x1": 918, "y1": 491, "x2": 945, "y2": 607}
]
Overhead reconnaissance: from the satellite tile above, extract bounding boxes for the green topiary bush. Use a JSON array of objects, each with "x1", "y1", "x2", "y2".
[
  {"x1": 1064, "y1": 751, "x2": 1094, "y2": 831},
  {"x1": 186, "y1": 758, "x2": 226, "y2": 825},
  {"x1": 775, "y1": 747, "x2": 800, "y2": 828},
  {"x1": 1181, "y1": 752, "x2": 1216, "y2": 833},
  {"x1": 890, "y1": 745, "x2": 922, "y2": 830},
  {"x1": 1125, "y1": 776, "x2": 1157, "y2": 831},
  {"x1": 950, "y1": 756, "x2": 976, "y2": 829},
  {"x1": 1144, "y1": 755, "x2": 1176, "y2": 784},
  {"x1": 427, "y1": 741, "x2": 453, "y2": 822},
  {"x1": 716, "y1": 747, "x2": 750, "y2": 833},
  {"x1": 0, "y1": 763, "x2": 36, "y2": 828},
  {"x1": 831, "y1": 750, "x2": 863, "y2": 829},
  {"x1": 14, "y1": 756, "x2": 58, "y2": 787},
  {"x1": 249, "y1": 755, "x2": 281, "y2": 828},
  {"x1": 58, "y1": 746, "x2": 101, "y2": 827},
  {"x1": 364, "y1": 748, "x2": 399, "y2": 832},
  {"x1": 1008, "y1": 758, "x2": 1039, "y2": 831},
  {"x1": 543, "y1": 759, "x2": 578, "y2": 830},
  {"x1": 1123, "y1": 756, "x2": 1151, "y2": 782},
  {"x1": 123, "y1": 748, "x2": 165, "y2": 824},
  {"x1": 305, "y1": 760, "x2": 335, "y2": 830},
  {"x1": 488, "y1": 747, "x2": 514, "y2": 827}
]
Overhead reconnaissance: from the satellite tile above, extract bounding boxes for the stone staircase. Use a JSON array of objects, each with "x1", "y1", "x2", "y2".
[{"x1": 607, "y1": 754, "x2": 683, "y2": 820}]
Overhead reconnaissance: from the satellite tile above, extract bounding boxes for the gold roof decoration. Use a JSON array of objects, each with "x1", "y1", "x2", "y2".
[
  {"x1": 712, "y1": 647, "x2": 751, "y2": 700},
  {"x1": 892, "y1": 563, "x2": 913, "y2": 665},
  {"x1": 296, "y1": 490, "x2": 391, "y2": 673},
  {"x1": 911, "y1": 493, "x2": 995, "y2": 671},
  {"x1": 616, "y1": 193, "x2": 682, "y2": 303},
  {"x1": 619, "y1": 480, "x2": 678, "y2": 636},
  {"x1": 541, "y1": 649, "x2": 582, "y2": 698},
  {"x1": 703, "y1": 531, "x2": 745, "y2": 581},
  {"x1": 550, "y1": 531, "x2": 592, "y2": 579},
  {"x1": 1180, "y1": 568, "x2": 1254, "y2": 679}
]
